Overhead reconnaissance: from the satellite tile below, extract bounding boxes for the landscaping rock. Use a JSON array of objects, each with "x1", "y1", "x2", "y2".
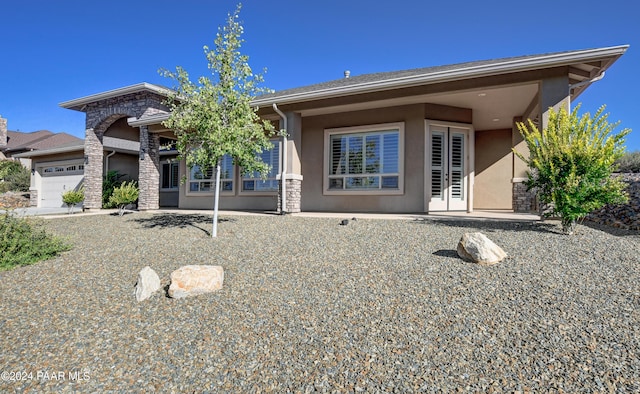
[
  {"x1": 457, "y1": 232, "x2": 507, "y2": 265},
  {"x1": 134, "y1": 266, "x2": 161, "y2": 301},
  {"x1": 168, "y1": 265, "x2": 224, "y2": 299},
  {"x1": 587, "y1": 173, "x2": 640, "y2": 230},
  {"x1": 0, "y1": 191, "x2": 30, "y2": 209}
]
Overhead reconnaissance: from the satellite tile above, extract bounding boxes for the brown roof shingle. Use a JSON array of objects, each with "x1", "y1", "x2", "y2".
[{"x1": 4, "y1": 130, "x2": 82, "y2": 153}]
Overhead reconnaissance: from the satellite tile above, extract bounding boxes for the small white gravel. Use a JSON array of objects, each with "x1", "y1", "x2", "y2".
[{"x1": 0, "y1": 213, "x2": 638, "y2": 392}]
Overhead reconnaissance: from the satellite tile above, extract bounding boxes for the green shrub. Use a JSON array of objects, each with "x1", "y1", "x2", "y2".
[
  {"x1": 102, "y1": 170, "x2": 126, "y2": 208},
  {"x1": 0, "y1": 160, "x2": 30, "y2": 193},
  {"x1": 109, "y1": 181, "x2": 139, "y2": 216},
  {"x1": 0, "y1": 211, "x2": 70, "y2": 270},
  {"x1": 516, "y1": 105, "x2": 630, "y2": 234},
  {"x1": 61, "y1": 187, "x2": 85, "y2": 214},
  {"x1": 615, "y1": 150, "x2": 640, "y2": 173}
]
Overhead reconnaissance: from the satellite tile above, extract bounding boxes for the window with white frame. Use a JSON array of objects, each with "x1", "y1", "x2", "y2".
[
  {"x1": 161, "y1": 162, "x2": 179, "y2": 190},
  {"x1": 241, "y1": 141, "x2": 280, "y2": 192},
  {"x1": 188, "y1": 155, "x2": 234, "y2": 193},
  {"x1": 325, "y1": 123, "x2": 403, "y2": 193}
]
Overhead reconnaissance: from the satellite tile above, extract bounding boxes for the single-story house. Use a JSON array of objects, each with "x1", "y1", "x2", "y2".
[{"x1": 17, "y1": 45, "x2": 628, "y2": 213}]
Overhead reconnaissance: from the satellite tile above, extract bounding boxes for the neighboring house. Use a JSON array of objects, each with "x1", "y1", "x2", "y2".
[
  {"x1": 1, "y1": 116, "x2": 86, "y2": 208},
  {"x1": 17, "y1": 45, "x2": 629, "y2": 213}
]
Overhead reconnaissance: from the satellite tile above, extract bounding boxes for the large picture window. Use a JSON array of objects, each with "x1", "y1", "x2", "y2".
[
  {"x1": 188, "y1": 155, "x2": 234, "y2": 193},
  {"x1": 241, "y1": 141, "x2": 280, "y2": 193},
  {"x1": 324, "y1": 123, "x2": 404, "y2": 194}
]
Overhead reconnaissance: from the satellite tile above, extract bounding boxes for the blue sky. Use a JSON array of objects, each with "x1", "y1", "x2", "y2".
[{"x1": 1, "y1": 0, "x2": 638, "y2": 151}]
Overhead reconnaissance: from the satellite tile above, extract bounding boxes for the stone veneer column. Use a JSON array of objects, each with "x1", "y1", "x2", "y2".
[
  {"x1": 29, "y1": 190, "x2": 38, "y2": 207},
  {"x1": 511, "y1": 116, "x2": 536, "y2": 213},
  {"x1": 83, "y1": 128, "x2": 104, "y2": 210},
  {"x1": 277, "y1": 176, "x2": 303, "y2": 213},
  {"x1": 137, "y1": 126, "x2": 160, "y2": 210},
  {"x1": 512, "y1": 182, "x2": 537, "y2": 212},
  {"x1": 277, "y1": 112, "x2": 303, "y2": 213},
  {"x1": 0, "y1": 116, "x2": 7, "y2": 148}
]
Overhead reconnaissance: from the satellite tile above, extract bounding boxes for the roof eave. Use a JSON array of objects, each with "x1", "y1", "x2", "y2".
[
  {"x1": 252, "y1": 45, "x2": 628, "y2": 107},
  {"x1": 59, "y1": 83, "x2": 172, "y2": 111},
  {"x1": 127, "y1": 113, "x2": 171, "y2": 127},
  {"x1": 12, "y1": 144, "x2": 85, "y2": 158}
]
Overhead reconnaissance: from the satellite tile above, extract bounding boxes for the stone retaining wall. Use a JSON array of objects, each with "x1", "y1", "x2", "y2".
[
  {"x1": 587, "y1": 173, "x2": 640, "y2": 230},
  {"x1": 0, "y1": 192, "x2": 30, "y2": 209}
]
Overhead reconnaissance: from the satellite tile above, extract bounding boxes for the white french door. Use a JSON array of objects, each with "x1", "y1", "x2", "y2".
[{"x1": 427, "y1": 122, "x2": 472, "y2": 211}]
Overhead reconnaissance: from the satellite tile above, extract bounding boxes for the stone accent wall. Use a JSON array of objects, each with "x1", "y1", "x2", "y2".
[
  {"x1": 0, "y1": 116, "x2": 7, "y2": 148},
  {"x1": 137, "y1": 126, "x2": 160, "y2": 210},
  {"x1": 512, "y1": 181, "x2": 537, "y2": 213},
  {"x1": 83, "y1": 128, "x2": 104, "y2": 210},
  {"x1": 85, "y1": 92, "x2": 169, "y2": 131},
  {"x1": 79, "y1": 91, "x2": 169, "y2": 210},
  {"x1": 277, "y1": 178, "x2": 302, "y2": 213},
  {"x1": 587, "y1": 173, "x2": 640, "y2": 230},
  {"x1": 29, "y1": 189, "x2": 38, "y2": 207}
]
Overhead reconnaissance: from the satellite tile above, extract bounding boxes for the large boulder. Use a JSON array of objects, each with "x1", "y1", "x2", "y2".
[
  {"x1": 168, "y1": 265, "x2": 224, "y2": 299},
  {"x1": 456, "y1": 232, "x2": 507, "y2": 265},
  {"x1": 135, "y1": 266, "x2": 161, "y2": 301}
]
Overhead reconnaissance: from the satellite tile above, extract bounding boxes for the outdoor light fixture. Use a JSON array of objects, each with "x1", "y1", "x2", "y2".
[
  {"x1": 31, "y1": 169, "x2": 35, "y2": 175},
  {"x1": 140, "y1": 148, "x2": 146, "y2": 161},
  {"x1": 84, "y1": 156, "x2": 88, "y2": 164}
]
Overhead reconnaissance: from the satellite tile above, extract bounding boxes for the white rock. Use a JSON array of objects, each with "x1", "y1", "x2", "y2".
[
  {"x1": 135, "y1": 266, "x2": 161, "y2": 301},
  {"x1": 168, "y1": 265, "x2": 224, "y2": 299},
  {"x1": 456, "y1": 232, "x2": 507, "y2": 265}
]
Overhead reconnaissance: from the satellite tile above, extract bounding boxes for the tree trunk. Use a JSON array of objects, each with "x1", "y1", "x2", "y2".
[{"x1": 212, "y1": 162, "x2": 221, "y2": 238}]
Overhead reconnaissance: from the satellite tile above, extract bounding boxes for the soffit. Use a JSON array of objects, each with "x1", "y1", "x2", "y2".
[{"x1": 295, "y1": 83, "x2": 539, "y2": 130}]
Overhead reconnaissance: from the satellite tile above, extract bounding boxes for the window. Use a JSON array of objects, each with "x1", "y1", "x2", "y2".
[
  {"x1": 324, "y1": 122, "x2": 404, "y2": 194},
  {"x1": 161, "y1": 162, "x2": 179, "y2": 190},
  {"x1": 241, "y1": 141, "x2": 280, "y2": 193},
  {"x1": 188, "y1": 155, "x2": 234, "y2": 193}
]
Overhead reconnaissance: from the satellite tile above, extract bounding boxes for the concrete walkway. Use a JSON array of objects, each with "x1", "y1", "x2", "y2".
[{"x1": 4, "y1": 207, "x2": 540, "y2": 222}]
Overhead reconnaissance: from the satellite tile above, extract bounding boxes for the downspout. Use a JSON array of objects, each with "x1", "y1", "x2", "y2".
[
  {"x1": 568, "y1": 72, "x2": 606, "y2": 112},
  {"x1": 273, "y1": 103, "x2": 287, "y2": 214},
  {"x1": 105, "y1": 150, "x2": 116, "y2": 173}
]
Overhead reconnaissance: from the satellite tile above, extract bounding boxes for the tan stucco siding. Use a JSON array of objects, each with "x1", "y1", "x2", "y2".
[
  {"x1": 31, "y1": 152, "x2": 84, "y2": 166},
  {"x1": 512, "y1": 118, "x2": 529, "y2": 179},
  {"x1": 106, "y1": 153, "x2": 139, "y2": 182},
  {"x1": 474, "y1": 129, "x2": 512, "y2": 210},
  {"x1": 300, "y1": 104, "x2": 426, "y2": 213},
  {"x1": 177, "y1": 160, "x2": 278, "y2": 211},
  {"x1": 104, "y1": 117, "x2": 139, "y2": 141}
]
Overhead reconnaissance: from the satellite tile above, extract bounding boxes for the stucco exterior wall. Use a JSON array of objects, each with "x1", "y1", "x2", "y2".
[
  {"x1": 176, "y1": 160, "x2": 278, "y2": 211},
  {"x1": 106, "y1": 153, "x2": 138, "y2": 181},
  {"x1": 474, "y1": 129, "x2": 512, "y2": 209},
  {"x1": 31, "y1": 152, "x2": 85, "y2": 167},
  {"x1": 104, "y1": 118, "x2": 139, "y2": 141},
  {"x1": 300, "y1": 103, "x2": 471, "y2": 213}
]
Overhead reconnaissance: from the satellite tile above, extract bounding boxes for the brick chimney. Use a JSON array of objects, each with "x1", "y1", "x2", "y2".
[{"x1": 0, "y1": 116, "x2": 7, "y2": 148}]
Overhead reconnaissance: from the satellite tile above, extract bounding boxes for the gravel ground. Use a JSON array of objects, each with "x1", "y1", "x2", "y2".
[{"x1": 1, "y1": 212, "x2": 639, "y2": 392}]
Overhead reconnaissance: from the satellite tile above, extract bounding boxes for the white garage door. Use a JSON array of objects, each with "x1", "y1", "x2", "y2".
[{"x1": 39, "y1": 163, "x2": 85, "y2": 208}]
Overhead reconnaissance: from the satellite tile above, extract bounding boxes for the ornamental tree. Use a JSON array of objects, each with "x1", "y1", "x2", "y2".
[
  {"x1": 515, "y1": 104, "x2": 630, "y2": 234},
  {"x1": 161, "y1": 3, "x2": 277, "y2": 237}
]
